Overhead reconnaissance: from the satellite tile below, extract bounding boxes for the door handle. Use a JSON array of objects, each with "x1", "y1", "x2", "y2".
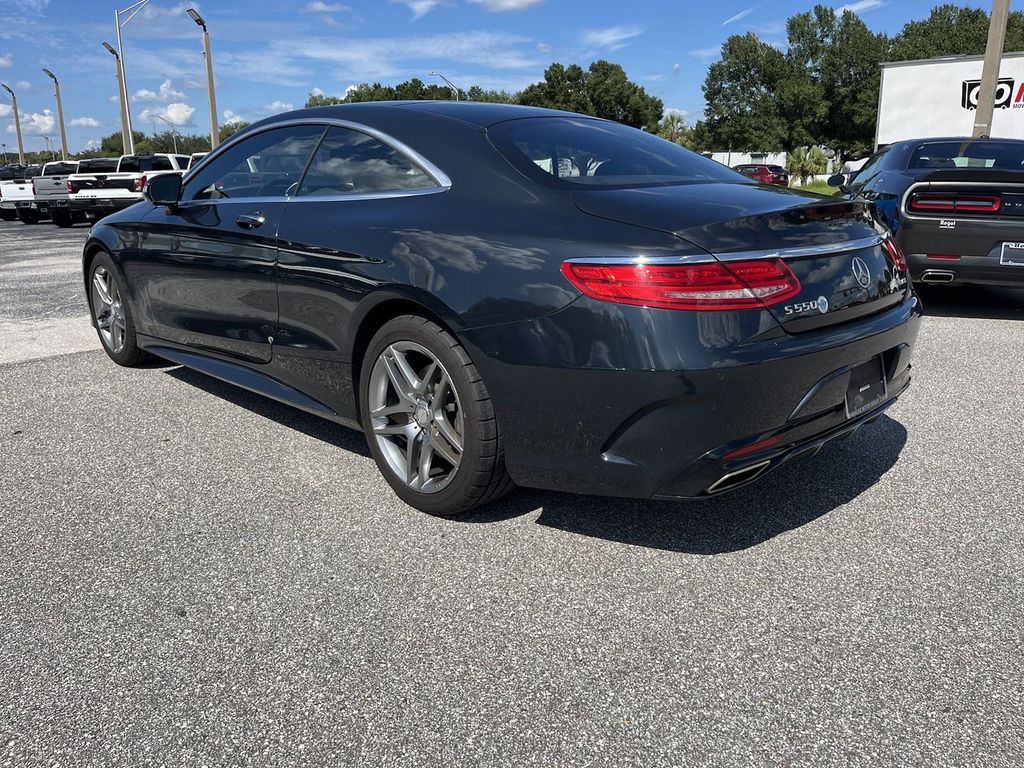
[{"x1": 235, "y1": 212, "x2": 266, "y2": 229}]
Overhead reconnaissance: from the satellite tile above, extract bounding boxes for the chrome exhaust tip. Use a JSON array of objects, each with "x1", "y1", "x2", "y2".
[
  {"x1": 706, "y1": 460, "x2": 771, "y2": 494},
  {"x1": 921, "y1": 270, "x2": 955, "y2": 283}
]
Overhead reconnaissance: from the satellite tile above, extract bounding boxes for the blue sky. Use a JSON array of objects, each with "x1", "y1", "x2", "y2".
[{"x1": 0, "y1": 0, "x2": 993, "y2": 154}]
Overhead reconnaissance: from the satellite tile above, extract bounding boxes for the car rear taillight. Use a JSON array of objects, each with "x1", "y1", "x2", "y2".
[
  {"x1": 883, "y1": 238, "x2": 908, "y2": 274},
  {"x1": 31, "y1": 179, "x2": 37, "y2": 194},
  {"x1": 134, "y1": 175, "x2": 147, "y2": 193},
  {"x1": 909, "y1": 192, "x2": 1000, "y2": 212},
  {"x1": 66, "y1": 180, "x2": 73, "y2": 193},
  {"x1": 559, "y1": 258, "x2": 801, "y2": 311}
]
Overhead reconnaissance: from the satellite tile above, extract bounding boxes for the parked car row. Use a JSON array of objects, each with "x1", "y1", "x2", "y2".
[{"x1": 0, "y1": 152, "x2": 206, "y2": 228}]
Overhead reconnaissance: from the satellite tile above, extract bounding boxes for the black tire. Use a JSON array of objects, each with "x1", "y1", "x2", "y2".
[
  {"x1": 0, "y1": 209, "x2": 16, "y2": 221},
  {"x1": 359, "y1": 314, "x2": 514, "y2": 516},
  {"x1": 52, "y1": 209, "x2": 74, "y2": 228},
  {"x1": 86, "y1": 251, "x2": 152, "y2": 367},
  {"x1": 16, "y1": 209, "x2": 40, "y2": 225}
]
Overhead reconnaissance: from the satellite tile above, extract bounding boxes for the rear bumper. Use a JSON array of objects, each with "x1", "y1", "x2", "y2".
[
  {"x1": 907, "y1": 251, "x2": 1024, "y2": 287},
  {"x1": 70, "y1": 197, "x2": 139, "y2": 217},
  {"x1": 462, "y1": 294, "x2": 922, "y2": 500}
]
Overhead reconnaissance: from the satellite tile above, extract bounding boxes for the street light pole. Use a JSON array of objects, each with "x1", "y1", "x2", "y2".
[
  {"x1": 155, "y1": 115, "x2": 178, "y2": 153},
  {"x1": 103, "y1": 43, "x2": 131, "y2": 154},
  {"x1": 42, "y1": 68, "x2": 69, "y2": 160},
  {"x1": 187, "y1": 9, "x2": 219, "y2": 149},
  {"x1": 115, "y1": 0, "x2": 151, "y2": 154},
  {"x1": 973, "y1": 0, "x2": 1011, "y2": 137},
  {"x1": 1, "y1": 144, "x2": 7, "y2": 164},
  {"x1": 428, "y1": 71, "x2": 461, "y2": 101},
  {"x1": 0, "y1": 83, "x2": 24, "y2": 164}
]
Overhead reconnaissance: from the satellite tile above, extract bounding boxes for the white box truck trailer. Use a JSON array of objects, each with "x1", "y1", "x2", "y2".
[{"x1": 876, "y1": 52, "x2": 1024, "y2": 148}]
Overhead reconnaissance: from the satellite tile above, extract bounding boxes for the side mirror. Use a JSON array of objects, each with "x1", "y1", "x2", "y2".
[
  {"x1": 145, "y1": 173, "x2": 182, "y2": 207},
  {"x1": 827, "y1": 174, "x2": 846, "y2": 188}
]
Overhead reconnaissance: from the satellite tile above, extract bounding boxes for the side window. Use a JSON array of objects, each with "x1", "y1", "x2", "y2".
[
  {"x1": 181, "y1": 124, "x2": 325, "y2": 202},
  {"x1": 296, "y1": 126, "x2": 437, "y2": 197},
  {"x1": 175, "y1": 155, "x2": 190, "y2": 169},
  {"x1": 151, "y1": 156, "x2": 173, "y2": 171},
  {"x1": 849, "y1": 151, "x2": 886, "y2": 191}
]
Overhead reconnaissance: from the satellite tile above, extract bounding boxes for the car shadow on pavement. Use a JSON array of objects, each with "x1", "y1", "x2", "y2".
[
  {"x1": 164, "y1": 366, "x2": 372, "y2": 456},
  {"x1": 916, "y1": 284, "x2": 1024, "y2": 321},
  {"x1": 460, "y1": 415, "x2": 908, "y2": 555}
]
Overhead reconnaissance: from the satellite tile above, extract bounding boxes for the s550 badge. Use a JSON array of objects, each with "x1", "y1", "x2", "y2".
[{"x1": 784, "y1": 296, "x2": 829, "y2": 315}]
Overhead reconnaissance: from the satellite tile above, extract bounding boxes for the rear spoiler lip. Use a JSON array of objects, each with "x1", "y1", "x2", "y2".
[{"x1": 918, "y1": 168, "x2": 1024, "y2": 184}]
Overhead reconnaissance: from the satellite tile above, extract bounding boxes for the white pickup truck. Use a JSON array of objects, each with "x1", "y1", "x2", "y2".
[
  {"x1": 29, "y1": 160, "x2": 80, "y2": 226},
  {"x1": 67, "y1": 153, "x2": 189, "y2": 221},
  {"x1": 0, "y1": 166, "x2": 41, "y2": 223}
]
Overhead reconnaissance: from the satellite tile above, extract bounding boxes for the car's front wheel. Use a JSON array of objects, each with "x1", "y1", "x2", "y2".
[
  {"x1": 359, "y1": 315, "x2": 513, "y2": 516},
  {"x1": 0, "y1": 209, "x2": 16, "y2": 221},
  {"x1": 87, "y1": 252, "x2": 152, "y2": 367},
  {"x1": 51, "y1": 209, "x2": 74, "y2": 228}
]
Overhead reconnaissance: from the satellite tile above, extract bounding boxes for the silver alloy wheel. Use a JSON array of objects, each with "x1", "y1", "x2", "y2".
[
  {"x1": 91, "y1": 265, "x2": 126, "y2": 354},
  {"x1": 368, "y1": 340, "x2": 465, "y2": 493}
]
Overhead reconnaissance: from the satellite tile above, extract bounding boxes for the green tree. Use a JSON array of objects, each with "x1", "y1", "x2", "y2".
[
  {"x1": 518, "y1": 61, "x2": 662, "y2": 129},
  {"x1": 219, "y1": 120, "x2": 250, "y2": 142},
  {"x1": 786, "y1": 145, "x2": 828, "y2": 185},
  {"x1": 700, "y1": 33, "x2": 791, "y2": 152},
  {"x1": 891, "y1": 3, "x2": 1024, "y2": 60},
  {"x1": 658, "y1": 112, "x2": 693, "y2": 147}
]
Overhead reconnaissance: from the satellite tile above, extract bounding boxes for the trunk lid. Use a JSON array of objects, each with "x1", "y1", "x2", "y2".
[{"x1": 573, "y1": 182, "x2": 908, "y2": 332}]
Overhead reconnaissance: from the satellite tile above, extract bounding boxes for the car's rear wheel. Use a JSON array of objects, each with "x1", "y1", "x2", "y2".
[
  {"x1": 0, "y1": 209, "x2": 16, "y2": 221},
  {"x1": 359, "y1": 315, "x2": 513, "y2": 516},
  {"x1": 16, "y1": 209, "x2": 39, "y2": 225},
  {"x1": 51, "y1": 209, "x2": 74, "y2": 228},
  {"x1": 87, "y1": 252, "x2": 151, "y2": 367}
]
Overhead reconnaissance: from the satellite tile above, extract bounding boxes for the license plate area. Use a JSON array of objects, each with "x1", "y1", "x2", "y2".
[
  {"x1": 846, "y1": 356, "x2": 888, "y2": 419},
  {"x1": 1000, "y1": 241, "x2": 1024, "y2": 266}
]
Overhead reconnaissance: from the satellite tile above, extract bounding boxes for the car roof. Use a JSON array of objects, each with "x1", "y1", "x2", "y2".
[
  {"x1": 250, "y1": 101, "x2": 604, "y2": 131},
  {"x1": 887, "y1": 136, "x2": 1024, "y2": 149}
]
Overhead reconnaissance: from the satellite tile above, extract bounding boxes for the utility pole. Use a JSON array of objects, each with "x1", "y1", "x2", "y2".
[
  {"x1": 115, "y1": 0, "x2": 150, "y2": 154},
  {"x1": 973, "y1": 0, "x2": 1011, "y2": 137},
  {"x1": 42, "y1": 69, "x2": 69, "y2": 160},
  {"x1": 103, "y1": 43, "x2": 131, "y2": 154},
  {"x1": 187, "y1": 9, "x2": 219, "y2": 149},
  {"x1": 0, "y1": 84, "x2": 24, "y2": 164}
]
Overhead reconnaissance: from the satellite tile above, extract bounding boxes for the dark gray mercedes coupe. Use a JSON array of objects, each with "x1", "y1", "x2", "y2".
[{"x1": 83, "y1": 102, "x2": 921, "y2": 515}]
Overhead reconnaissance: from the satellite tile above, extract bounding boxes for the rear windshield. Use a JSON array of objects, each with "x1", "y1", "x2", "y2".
[
  {"x1": 78, "y1": 158, "x2": 119, "y2": 173},
  {"x1": 118, "y1": 156, "x2": 174, "y2": 173},
  {"x1": 491, "y1": 117, "x2": 744, "y2": 188},
  {"x1": 909, "y1": 141, "x2": 1024, "y2": 170},
  {"x1": 767, "y1": 165, "x2": 787, "y2": 173},
  {"x1": 42, "y1": 162, "x2": 78, "y2": 175}
]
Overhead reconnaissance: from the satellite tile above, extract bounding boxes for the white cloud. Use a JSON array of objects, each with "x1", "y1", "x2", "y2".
[
  {"x1": 722, "y1": 6, "x2": 757, "y2": 25},
  {"x1": 835, "y1": 0, "x2": 885, "y2": 12},
  {"x1": 223, "y1": 109, "x2": 247, "y2": 124},
  {"x1": 262, "y1": 100, "x2": 294, "y2": 113},
  {"x1": 672, "y1": 62, "x2": 681, "y2": 76},
  {"x1": 664, "y1": 107, "x2": 689, "y2": 119},
  {"x1": 139, "y1": 102, "x2": 196, "y2": 126},
  {"x1": 133, "y1": 79, "x2": 186, "y2": 103},
  {"x1": 581, "y1": 25, "x2": 643, "y2": 50},
  {"x1": 85, "y1": 139, "x2": 100, "y2": 149},
  {"x1": 467, "y1": 0, "x2": 544, "y2": 10},
  {"x1": 309, "y1": 87, "x2": 326, "y2": 97},
  {"x1": 689, "y1": 46, "x2": 721, "y2": 63},
  {"x1": 302, "y1": 1, "x2": 349, "y2": 10},
  {"x1": 0, "y1": 53, "x2": 11, "y2": 69},
  {"x1": 8, "y1": 109, "x2": 55, "y2": 136},
  {"x1": 392, "y1": 0, "x2": 442, "y2": 21},
  {"x1": 15, "y1": 81, "x2": 31, "y2": 90},
  {"x1": 70, "y1": 117, "x2": 101, "y2": 127},
  {"x1": 0, "y1": 104, "x2": 10, "y2": 117},
  {"x1": 536, "y1": 41, "x2": 551, "y2": 54}
]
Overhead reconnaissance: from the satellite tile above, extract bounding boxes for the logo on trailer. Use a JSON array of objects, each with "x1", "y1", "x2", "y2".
[
  {"x1": 851, "y1": 257, "x2": 871, "y2": 289},
  {"x1": 961, "y1": 78, "x2": 1015, "y2": 110}
]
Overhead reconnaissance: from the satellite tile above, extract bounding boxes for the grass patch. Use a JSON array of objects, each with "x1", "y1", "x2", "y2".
[{"x1": 793, "y1": 181, "x2": 837, "y2": 196}]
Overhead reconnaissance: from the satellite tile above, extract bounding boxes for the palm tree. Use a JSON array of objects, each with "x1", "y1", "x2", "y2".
[
  {"x1": 658, "y1": 113, "x2": 691, "y2": 146},
  {"x1": 786, "y1": 146, "x2": 828, "y2": 186}
]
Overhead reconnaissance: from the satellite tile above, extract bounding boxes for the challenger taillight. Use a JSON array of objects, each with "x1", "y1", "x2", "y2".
[
  {"x1": 134, "y1": 175, "x2": 147, "y2": 193},
  {"x1": 909, "y1": 192, "x2": 1000, "y2": 213},
  {"x1": 559, "y1": 258, "x2": 801, "y2": 311},
  {"x1": 883, "y1": 238, "x2": 908, "y2": 274}
]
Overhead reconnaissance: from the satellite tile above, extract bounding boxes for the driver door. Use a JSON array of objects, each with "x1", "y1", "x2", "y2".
[{"x1": 132, "y1": 124, "x2": 325, "y2": 363}]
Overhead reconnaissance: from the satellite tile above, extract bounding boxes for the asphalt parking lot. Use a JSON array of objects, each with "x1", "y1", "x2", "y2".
[{"x1": 1, "y1": 219, "x2": 1023, "y2": 767}]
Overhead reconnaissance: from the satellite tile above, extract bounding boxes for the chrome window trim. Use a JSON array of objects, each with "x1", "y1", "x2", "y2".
[
  {"x1": 180, "y1": 117, "x2": 452, "y2": 198},
  {"x1": 901, "y1": 180, "x2": 1024, "y2": 223},
  {"x1": 176, "y1": 185, "x2": 448, "y2": 210},
  {"x1": 714, "y1": 233, "x2": 885, "y2": 262}
]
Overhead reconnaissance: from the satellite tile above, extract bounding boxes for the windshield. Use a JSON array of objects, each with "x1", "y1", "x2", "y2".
[
  {"x1": 491, "y1": 117, "x2": 744, "y2": 188},
  {"x1": 909, "y1": 140, "x2": 1024, "y2": 170}
]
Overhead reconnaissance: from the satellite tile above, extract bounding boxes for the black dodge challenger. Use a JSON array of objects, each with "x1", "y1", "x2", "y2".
[
  {"x1": 830, "y1": 136, "x2": 1024, "y2": 287},
  {"x1": 83, "y1": 102, "x2": 921, "y2": 515}
]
